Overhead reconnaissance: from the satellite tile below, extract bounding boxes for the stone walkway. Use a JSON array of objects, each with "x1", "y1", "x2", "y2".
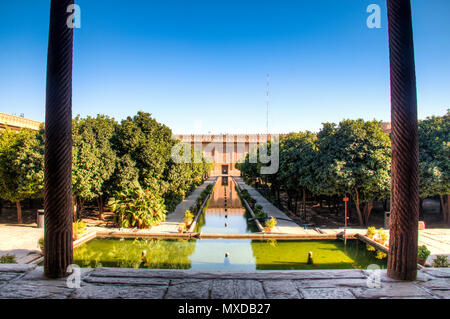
[
  {"x1": 234, "y1": 178, "x2": 317, "y2": 235},
  {"x1": 418, "y1": 229, "x2": 450, "y2": 265},
  {"x1": 0, "y1": 264, "x2": 448, "y2": 299},
  {"x1": 166, "y1": 177, "x2": 217, "y2": 224},
  {"x1": 0, "y1": 225, "x2": 43, "y2": 263}
]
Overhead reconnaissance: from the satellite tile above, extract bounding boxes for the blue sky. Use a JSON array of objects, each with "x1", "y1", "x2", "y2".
[{"x1": 0, "y1": 0, "x2": 449, "y2": 134}]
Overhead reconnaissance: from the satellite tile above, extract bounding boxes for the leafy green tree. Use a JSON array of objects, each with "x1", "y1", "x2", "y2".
[
  {"x1": 72, "y1": 116, "x2": 100, "y2": 218},
  {"x1": 0, "y1": 127, "x2": 44, "y2": 223},
  {"x1": 164, "y1": 141, "x2": 213, "y2": 212},
  {"x1": 418, "y1": 110, "x2": 450, "y2": 224},
  {"x1": 314, "y1": 119, "x2": 391, "y2": 226},
  {"x1": 236, "y1": 146, "x2": 260, "y2": 185},
  {"x1": 114, "y1": 112, "x2": 173, "y2": 196},
  {"x1": 72, "y1": 115, "x2": 118, "y2": 219},
  {"x1": 106, "y1": 154, "x2": 140, "y2": 194},
  {"x1": 89, "y1": 115, "x2": 118, "y2": 219},
  {"x1": 278, "y1": 132, "x2": 317, "y2": 215}
]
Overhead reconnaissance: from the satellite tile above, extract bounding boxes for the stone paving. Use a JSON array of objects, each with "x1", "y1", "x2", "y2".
[
  {"x1": 0, "y1": 225, "x2": 43, "y2": 263},
  {"x1": 0, "y1": 264, "x2": 448, "y2": 299},
  {"x1": 166, "y1": 177, "x2": 217, "y2": 224},
  {"x1": 234, "y1": 177, "x2": 318, "y2": 235}
]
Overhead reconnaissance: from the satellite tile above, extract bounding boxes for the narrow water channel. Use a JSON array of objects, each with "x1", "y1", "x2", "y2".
[{"x1": 194, "y1": 176, "x2": 258, "y2": 234}]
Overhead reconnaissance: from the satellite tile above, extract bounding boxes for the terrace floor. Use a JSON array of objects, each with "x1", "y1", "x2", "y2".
[{"x1": 0, "y1": 264, "x2": 449, "y2": 299}]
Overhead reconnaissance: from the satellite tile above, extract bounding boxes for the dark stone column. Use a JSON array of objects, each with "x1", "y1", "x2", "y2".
[
  {"x1": 386, "y1": 0, "x2": 419, "y2": 281},
  {"x1": 44, "y1": 0, "x2": 74, "y2": 278}
]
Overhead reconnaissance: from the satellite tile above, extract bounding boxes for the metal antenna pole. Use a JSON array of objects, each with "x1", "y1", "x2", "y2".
[{"x1": 266, "y1": 73, "x2": 269, "y2": 135}]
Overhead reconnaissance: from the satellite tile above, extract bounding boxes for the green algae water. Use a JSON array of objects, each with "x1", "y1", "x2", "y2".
[
  {"x1": 74, "y1": 176, "x2": 387, "y2": 270},
  {"x1": 74, "y1": 238, "x2": 387, "y2": 270}
]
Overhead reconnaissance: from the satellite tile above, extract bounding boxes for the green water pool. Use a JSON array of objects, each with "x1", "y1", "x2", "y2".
[
  {"x1": 74, "y1": 238, "x2": 387, "y2": 270},
  {"x1": 73, "y1": 177, "x2": 387, "y2": 271}
]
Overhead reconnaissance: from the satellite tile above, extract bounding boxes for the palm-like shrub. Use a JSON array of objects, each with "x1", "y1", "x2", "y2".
[{"x1": 108, "y1": 188, "x2": 167, "y2": 229}]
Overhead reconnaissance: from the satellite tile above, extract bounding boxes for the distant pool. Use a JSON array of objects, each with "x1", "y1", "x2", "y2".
[{"x1": 73, "y1": 238, "x2": 387, "y2": 271}]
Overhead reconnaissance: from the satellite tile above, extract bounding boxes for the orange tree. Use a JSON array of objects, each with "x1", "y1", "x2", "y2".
[
  {"x1": 418, "y1": 110, "x2": 450, "y2": 224},
  {"x1": 0, "y1": 127, "x2": 44, "y2": 223},
  {"x1": 313, "y1": 119, "x2": 391, "y2": 226}
]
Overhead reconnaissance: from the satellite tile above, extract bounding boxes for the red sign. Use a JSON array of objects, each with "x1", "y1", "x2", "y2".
[{"x1": 343, "y1": 196, "x2": 349, "y2": 202}]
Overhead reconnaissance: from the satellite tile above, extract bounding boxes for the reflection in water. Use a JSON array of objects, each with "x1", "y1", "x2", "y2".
[
  {"x1": 208, "y1": 177, "x2": 243, "y2": 211},
  {"x1": 196, "y1": 176, "x2": 256, "y2": 234}
]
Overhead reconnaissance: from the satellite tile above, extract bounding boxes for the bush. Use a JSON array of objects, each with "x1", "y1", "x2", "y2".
[
  {"x1": 265, "y1": 216, "x2": 278, "y2": 230},
  {"x1": 418, "y1": 245, "x2": 431, "y2": 261},
  {"x1": 178, "y1": 223, "x2": 187, "y2": 233},
  {"x1": 73, "y1": 220, "x2": 87, "y2": 240},
  {"x1": 432, "y1": 255, "x2": 449, "y2": 268},
  {"x1": 254, "y1": 209, "x2": 268, "y2": 220},
  {"x1": 187, "y1": 183, "x2": 214, "y2": 217},
  {"x1": 239, "y1": 189, "x2": 257, "y2": 208},
  {"x1": 38, "y1": 237, "x2": 44, "y2": 253},
  {"x1": 184, "y1": 210, "x2": 195, "y2": 224},
  {"x1": 378, "y1": 229, "x2": 388, "y2": 243},
  {"x1": 0, "y1": 254, "x2": 17, "y2": 264},
  {"x1": 366, "y1": 227, "x2": 376, "y2": 238},
  {"x1": 375, "y1": 251, "x2": 387, "y2": 260},
  {"x1": 108, "y1": 187, "x2": 167, "y2": 229}
]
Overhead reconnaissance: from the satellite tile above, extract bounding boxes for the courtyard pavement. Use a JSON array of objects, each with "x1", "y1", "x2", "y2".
[
  {"x1": 0, "y1": 264, "x2": 448, "y2": 299},
  {"x1": 166, "y1": 177, "x2": 217, "y2": 224},
  {"x1": 0, "y1": 225, "x2": 43, "y2": 263},
  {"x1": 234, "y1": 177, "x2": 317, "y2": 235}
]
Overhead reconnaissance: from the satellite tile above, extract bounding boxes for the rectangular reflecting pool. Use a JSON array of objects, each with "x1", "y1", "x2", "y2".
[
  {"x1": 74, "y1": 238, "x2": 387, "y2": 271},
  {"x1": 194, "y1": 176, "x2": 259, "y2": 234}
]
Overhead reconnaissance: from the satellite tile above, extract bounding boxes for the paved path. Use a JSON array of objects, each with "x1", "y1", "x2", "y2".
[
  {"x1": 166, "y1": 177, "x2": 217, "y2": 224},
  {"x1": 0, "y1": 225, "x2": 43, "y2": 263},
  {"x1": 418, "y1": 229, "x2": 450, "y2": 265},
  {"x1": 234, "y1": 178, "x2": 317, "y2": 235},
  {"x1": 0, "y1": 264, "x2": 448, "y2": 299}
]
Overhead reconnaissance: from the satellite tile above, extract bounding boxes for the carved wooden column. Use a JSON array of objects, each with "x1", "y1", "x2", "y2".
[
  {"x1": 386, "y1": 0, "x2": 419, "y2": 281},
  {"x1": 44, "y1": 0, "x2": 74, "y2": 278}
]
